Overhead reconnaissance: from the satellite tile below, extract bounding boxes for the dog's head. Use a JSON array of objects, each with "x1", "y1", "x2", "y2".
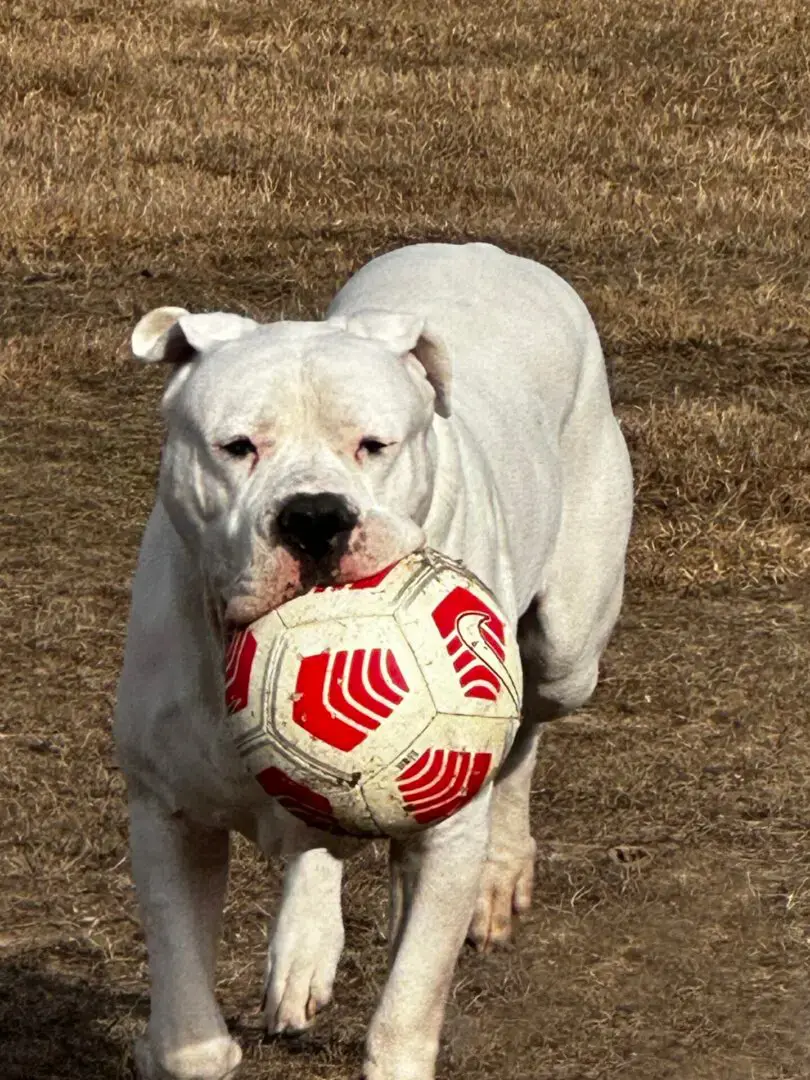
[{"x1": 132, "y1": 306, "x2": 451, "y2": 623}]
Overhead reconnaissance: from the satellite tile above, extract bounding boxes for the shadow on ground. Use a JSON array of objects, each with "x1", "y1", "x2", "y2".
[{"x1": 0, "y1": 954, "x2": 139, "y2": 1080}]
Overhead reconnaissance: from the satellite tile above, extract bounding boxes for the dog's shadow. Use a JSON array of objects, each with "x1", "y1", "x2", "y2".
[{"x1": 0, "y1": 952, "x2": 140, "y2": 1080}]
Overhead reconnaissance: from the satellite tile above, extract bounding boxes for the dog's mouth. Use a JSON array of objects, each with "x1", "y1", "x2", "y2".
[
  {"x1": 221, "y1": 554, "x2": 406, "y2": 629},
  {"x1": 220, "y1": 553, "x2": 365, "y2": 629},
  {"x1": 220, "y1": 513, "x2": 425, "y2": 628}
]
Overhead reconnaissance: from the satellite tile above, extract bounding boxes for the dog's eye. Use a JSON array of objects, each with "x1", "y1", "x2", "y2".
[
  {"x1": 359, "y1": 438, "x2": 389, "y2": 456},
  {"x1": 220, "y1": 437, "x2": 257, "y2": 459}
]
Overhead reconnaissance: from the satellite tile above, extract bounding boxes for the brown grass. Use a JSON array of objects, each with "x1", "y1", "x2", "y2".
[{"x1": 2, "y1": 1, "x2": 810, "y2": 1078}]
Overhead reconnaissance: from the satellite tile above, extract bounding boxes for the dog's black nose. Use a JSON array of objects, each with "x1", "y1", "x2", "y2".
[{"x1": 276, "y1": 493, "x2": 359, "y2": 561}]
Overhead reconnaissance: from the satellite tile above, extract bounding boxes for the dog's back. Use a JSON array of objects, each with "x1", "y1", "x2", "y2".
[
  {"x1": 329, "y1": 242, "x2": 598, "y2": 424},
  {"x1": 329, "y1": 242, "x2": 626, "y2": 616}
]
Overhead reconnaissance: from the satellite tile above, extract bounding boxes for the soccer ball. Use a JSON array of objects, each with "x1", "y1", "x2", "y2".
[{"x1": 224, "y1": 549, "x2": 522, "y2": 838}]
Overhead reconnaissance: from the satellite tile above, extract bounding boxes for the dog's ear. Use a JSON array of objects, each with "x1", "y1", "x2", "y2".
[
  {"x1": 331, "y1": 309, "x2": 452, "y2": 418},
  {"x1": 132, "y1": 308, "x2": 258, "y2": 365}
]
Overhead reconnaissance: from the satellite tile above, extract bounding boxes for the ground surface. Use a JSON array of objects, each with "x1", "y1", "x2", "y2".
[{"x1": 2, "y1": 2, "x2": 810, "y2": 1078}]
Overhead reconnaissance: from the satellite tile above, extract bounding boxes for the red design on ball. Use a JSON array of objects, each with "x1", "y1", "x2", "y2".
[
  {"x1": 256, "y1": 766, "x2": 346, "y2": 833},
  {"x1": 397, "y1": 748, "x2": 493, "y2": 824},
  {"x1": 312, "y1": 562, "x2": 397, "y2": 593},
  {"x1": 224, "y1": 629, "x2": 258, "y2": 714},
  {"x1": 431, "y1": 587, "x2": 506, "y2": 701},
  {"x1": 293, "y1": 647, "x2": 410, "y2": 751}
]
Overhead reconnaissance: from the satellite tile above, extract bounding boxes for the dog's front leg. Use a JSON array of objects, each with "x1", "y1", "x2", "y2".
[
  {"x1": 128, "y1": 787, "x2": 241, "y2": 1080},
  {"x1": 264, "y1": 846, "x2": 345, "y2": 1034},
  {"x1": 365, "y1": 789, "x2": 491, "y2": 1080}
]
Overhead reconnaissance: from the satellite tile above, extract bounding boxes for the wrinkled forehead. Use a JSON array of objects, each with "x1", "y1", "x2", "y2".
[{"x1": 166, "y1": 322, "x2": 423, "y2": 435}]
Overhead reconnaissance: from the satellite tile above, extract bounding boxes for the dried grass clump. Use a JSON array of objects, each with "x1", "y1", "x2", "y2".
[{"x1": 623, "y1": 397, "x2": 810, "y2": 592}]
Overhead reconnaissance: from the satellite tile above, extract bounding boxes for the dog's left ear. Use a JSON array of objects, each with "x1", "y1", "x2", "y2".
[{"x1": 332, "y1": 309, "x2": 452, "y2": 418}]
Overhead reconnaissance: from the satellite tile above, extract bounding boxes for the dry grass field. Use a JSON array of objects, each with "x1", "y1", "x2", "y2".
[{"x1": 2, "y1": 1, "x2": 810, "y2": 1077}]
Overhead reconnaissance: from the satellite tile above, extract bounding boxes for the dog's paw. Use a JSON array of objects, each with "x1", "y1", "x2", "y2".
[
  {"x1": 134, "y1": 1034, "x2": 242, "y2": 1080},
  {"x1": 363, "y1": 1028, "x2": 439, "y2": 1080},
  {"x1": 467, "y1": 840, "x2": 536, "y2": 950},
  {"x1": 363, "y1": 1057, "x2": 436, "y2": 1080},
  {"x1": 263, "y1": 904, "x2": 345, "y2": 1035}
]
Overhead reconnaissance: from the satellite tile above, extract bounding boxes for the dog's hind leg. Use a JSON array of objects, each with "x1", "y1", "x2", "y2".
[
  {"x1": 467, "y1": 720, "x2": 541, "y2": 949},
  {"x1": 128, "y1": 789, "x2": 241, "y2": 1080},
  {"x1": 469, "y1": 397, "x2": 633, "y2": 950}
]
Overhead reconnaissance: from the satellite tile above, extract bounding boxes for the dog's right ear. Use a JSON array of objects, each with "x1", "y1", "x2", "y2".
[
  {"x1": 132, "y1": 307, "x2": 192, "y2": 364},
  {"x1": 131, "y1": 308, "x2": 258, "y2": 365}
]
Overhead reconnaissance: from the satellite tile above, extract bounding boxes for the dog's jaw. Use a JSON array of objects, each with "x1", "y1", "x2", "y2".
[{"x1": 222, "y1": 513, "x2": 425, "y2": 625}]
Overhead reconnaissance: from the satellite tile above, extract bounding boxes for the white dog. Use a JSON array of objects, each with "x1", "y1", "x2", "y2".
[{"x1": 114, "y1": 242, "x2": 633, "y2": 1080}]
